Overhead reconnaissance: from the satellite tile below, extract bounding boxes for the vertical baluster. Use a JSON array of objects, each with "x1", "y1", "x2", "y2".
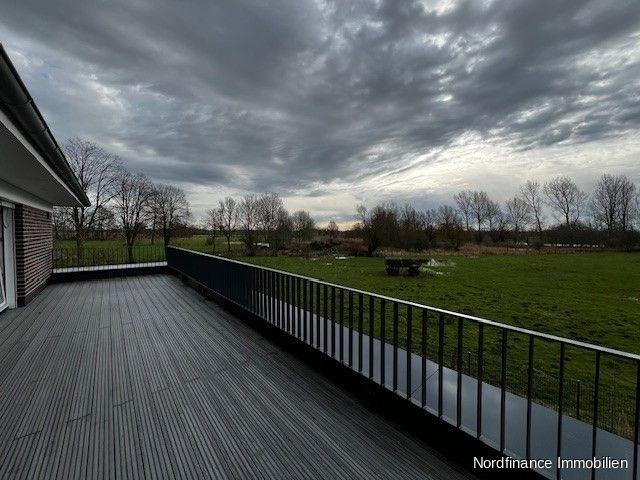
[
  {"x1": 261, "y1": 269, "x2": 266, "y2": 320},
  {"x1": 331, "y1": 287, "x2": 337, "y2": 358},
  {"x1": 456, "y1": 317, "x2": 463, "y2": 428},
  {"x1": 323, "y1": 284, "x2": 328, "y2": 353},
  {"x1": 477, "y1": 323, "x2": 484, "y2": 438},
  {"x1": 249, "y1": 267, "x2": 253, "y2": 312},
  {"x1": 393, "y1": 302, "x2": 398, "y2": 392},
  {"x1": 557, "y1": 343, "x2": 566, "y2": 480},
  {"x1": 358, "y1": 293, "x2": 363, "y2": 373},
  {"x1": 303, "y1": 279, "x2": 308, "y2": 343},
  {"x1": 287, "y1": 275, "x2": 292, "y2": 334},
  {"x1": 591, "y1": 351, "x2": 601, "y2": 480},
  {"x1": 271, "y1": 271, "x2": 276, "y2": 325},
  {"x1": 254, "y1": 268, "x2": 258, "y2": 314},
  {"x1": 286, "y1": 275, "x2": 291, "y2": 334},
  {"x1": 500, "y1": 329, "x2": 508, "y2": 453},
  {"x1": 339, "y1": 289, "x2": 344, "y2": 362},
  {"x1": 293, "y1": 276, "x2": 298, "y2": 336},
  {"x1": 348, "y1": 291, "x2": 353, "y2": 368},
  {"x1": 291, "y1": 276, "x2": 295, "y2": 336},
  {"x1": 262, "y1": 269, "x2": 269, "y2": 321},
  {"x1": 438, "y1": 313, "x2": 444, "y2": 417},
  {"x1": 283, "y1": 274, "x2": 287, "y2": 331},
  {"x1": 526, "y1": 335, "x2": 534, "y2": 461},
  {"x1": 297, "y1": 277, "x2": 302, "y2": 339},
  {"x1": 278, "y1": 273, "x2": 282, "y2": 328},
  {"x1": 633, "y1": 360, "x2": 639, "y2": 480},
  {"x1": 380, "y1": 299, "x2": 386, "y2": 387},
  {"x1": 406, "y1": 306, "x2": 412, "y2": 401},
  {"x1": 309, "y1": 281, "x2": 315, "y2": 345},
  {"x1": 369, "y1": 297, "x2": 374, "y2": 380},
  {"x1": 284, "y1": 275, "x2": 289, "y2": 332},
  {"x1": 275, "y1": 272, "x2": 280, "y2": 327},
  {"x1": 421, "y1": 310, "x2": 427, "y2": 408},
  {"x1": 271, "y1": 271, "x2": 276, "y2": 326}
]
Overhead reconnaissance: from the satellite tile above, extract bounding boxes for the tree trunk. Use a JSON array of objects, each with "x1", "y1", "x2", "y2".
[
  {"x1": 75, "y1": 234, "x2": 85, "y2": 267},
  {"x1": 150, "y1": 215, "x2": 156, "y2": 245}
]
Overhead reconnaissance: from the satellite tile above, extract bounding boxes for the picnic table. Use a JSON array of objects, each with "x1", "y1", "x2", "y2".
[{"x1": 384, "y1": 258, "x2": 423, "y2": 276}]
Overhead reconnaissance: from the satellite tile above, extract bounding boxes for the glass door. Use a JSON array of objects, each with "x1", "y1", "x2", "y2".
[
  {"x1": 0, "y1": 206, "x2": 6, "y2": 311},
  {"x1": 0, "y1": 205, "x2": 16, "y2": 312}
]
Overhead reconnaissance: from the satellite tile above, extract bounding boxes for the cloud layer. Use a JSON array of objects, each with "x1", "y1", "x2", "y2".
[{"x1": 3, "y1": 0, "x2": 640, "y2": 223}]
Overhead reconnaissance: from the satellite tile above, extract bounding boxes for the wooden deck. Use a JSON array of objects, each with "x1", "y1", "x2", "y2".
[{"x1": 0, "y1": 274, "x2": 476, "y2": 480}]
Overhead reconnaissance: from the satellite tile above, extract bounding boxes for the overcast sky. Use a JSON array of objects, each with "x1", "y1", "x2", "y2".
[{"x1": 3, "y1": 0, "x2": 640, "y2": 225}]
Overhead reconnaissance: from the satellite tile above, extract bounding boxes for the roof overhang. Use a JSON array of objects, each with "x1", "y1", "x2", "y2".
[
  {"x1": 0, "y1": 107, "x2": 85, "y2": 208},
  {"x1": 0, "y1": 44, "x2": 90, "y2": 208}
]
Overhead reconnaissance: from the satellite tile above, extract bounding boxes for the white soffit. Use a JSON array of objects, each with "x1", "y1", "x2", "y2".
[{"x1": 0, "y1": 109, "x2": 82, "y2": 208}]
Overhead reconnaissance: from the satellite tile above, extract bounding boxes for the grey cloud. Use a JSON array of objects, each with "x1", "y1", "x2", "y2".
[{"x1": 2, "y1": 0, "x2": 640, "y2": 212}]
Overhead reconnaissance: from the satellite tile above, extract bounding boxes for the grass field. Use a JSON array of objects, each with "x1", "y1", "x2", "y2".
[{"x1": 239, "y1": 253, "x2": 640, "y2": 356}]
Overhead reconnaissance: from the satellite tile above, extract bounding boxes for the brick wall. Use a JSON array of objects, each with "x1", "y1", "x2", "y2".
[{"x1": 14, "y1": 205, "x2": 52, "y2": 306}]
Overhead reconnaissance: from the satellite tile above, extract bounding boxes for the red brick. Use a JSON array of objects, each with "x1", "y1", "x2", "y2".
[{"x1": 14, "y1": 205, "x2": 52, "y2": 306}]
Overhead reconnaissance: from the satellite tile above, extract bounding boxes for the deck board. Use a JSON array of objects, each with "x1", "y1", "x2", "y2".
[{"x1": 0, "y1": 274, "x2": 477, "y2": 480}]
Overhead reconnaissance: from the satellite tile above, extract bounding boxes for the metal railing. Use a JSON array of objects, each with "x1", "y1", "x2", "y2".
[
  {"x1": 52, "y1": 245, "x2": 166, "y2": 271},
  {"x1": 166, "y1": 246, "x2": 640, "y2": 480}
]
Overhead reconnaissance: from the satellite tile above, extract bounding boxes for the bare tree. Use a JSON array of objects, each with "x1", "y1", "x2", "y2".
[
  {"x1": 257, "y1": 193, "x2": 283, "y2": 244},
  {"x1": 421, "y1": 209, "x2": 438, "y2": 246},
  {"x1": 505, "y1": 197, "x2": 532, "y2": 234},
  {"x1": 60, "y1": 138, "x2": 121, "y2": 254},
  {"x1": 239, "y1": 194, "x2": 259, "y2": 255},
  {"x1": 92, "y1": 206, "x2": 117, "y2": 240},
  {"x1": 292, "y1": 210, "x2": 316, "y2": 242},
  {"x1": 355, "y1": 205, "x2": 367, "y2": 226},
  {"x1": 274, "y1": 207, "x2": 294, "y2": 248},
  {"x1": 52, "y1": 207, "x2": 72, "y2": 239},
  {"x1": 469, "y1": 191, "x2": 490, "y2": 236},
  {"x1": 544, "y1": 176, "x2": 586, "y2": 228},
  {"x1": 519, "y1": 180, "x2": 544, "y2": 232},
  {"x1": 113, "y1": 170, "x2": 154, "y2": 262},
  {"x1": 592, "y1": 174, "x2": 637, "y2": 234},
  {"x1": 618, "y1": 177, "x2": 637, "y2": 232},
  {"x1": 437, "y1": 205, "x2": 462, "y2": 248},
  {"x1": 453, "y1": 190, "x2": 473, "y2": 231},
  {"x1": 591, "y1": 174, "x2": 622, "y2": 233},
  {"x1": 218, "y1": 197, "x2": 239, "y2": 253},
  {"x1": 485, "y1": 199, "x2": 502, "y2": 232},
  {"x1": 151, "y1": 184, "x2": 191, "y2": 245},
  {"x1": 437, "y1": 205, "x2": 459, "y2": 229},
  {"x1": 205, "y1": 208, "x2": 222, "y2": 253},
  {"x1": 327, "y1": 220, "x2": 339, "y2": 240}
]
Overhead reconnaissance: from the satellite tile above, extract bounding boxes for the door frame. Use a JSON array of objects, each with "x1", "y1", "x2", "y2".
[{"x1": 0, "y1": 201, "x2": 16, "y2": 312}]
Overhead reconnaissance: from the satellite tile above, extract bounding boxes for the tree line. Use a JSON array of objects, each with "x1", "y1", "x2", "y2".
[
  {"x1": 354, "y1": 174, "x2": 640, "y2": 254},
  {"x1": 54, "y1": 138, "x2": 318, "y2": 258},
  {"x1": 54, "y1": 138, "x2": 191, "y2": 261},
  {"x1": 204, "y1": 193, "x2": 315, "y2": 255},
  {"x1": 55, "y1": 138, "x2": 638, "y2": 258}
]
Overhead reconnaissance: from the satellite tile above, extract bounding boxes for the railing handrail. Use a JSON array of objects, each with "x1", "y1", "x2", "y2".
[{"x1": 166, "y1": 246, "x2": 640, "y2": 362}]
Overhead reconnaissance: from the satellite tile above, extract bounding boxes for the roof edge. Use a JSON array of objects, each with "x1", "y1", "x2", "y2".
[{"x1": 0, "y1": 44, "x2": 91, "y2": 207}]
